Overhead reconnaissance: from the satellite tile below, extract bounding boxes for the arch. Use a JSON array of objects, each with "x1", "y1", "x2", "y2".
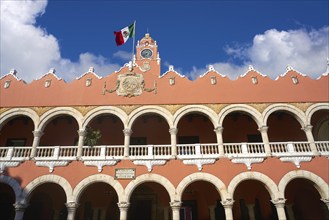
[
  {"x1": 262, "y1": 104, "x2": 307, "y2": 128},
  {"x1": 227, "y1": 171, "x2": 279, "y2": 200},
  {"x1": 38, "y1": 107, "x2": 83, "y2": 131},
  {"x1": 305, "y1": 103, "x2": 329, "y2": 125},
  {"x1": 176, "y1": 172, "x2": 228, "y2": 200},
  {"x1": 218, "y1": 104, "x2": 262, "y2": 127},
  {"x1": 278, "y1": 170, "x2": 329, "y2": 199},
  {"x1": 124, "y1": 174, "x2": 176, "y2": 202},
  {"x1": 82, "y1": 106, "x2": 128, "y2": 129},
  {"x1": 127, "y1": 105, "x2": 174, "y2": 128},
  {"x1": 0, "y1": 108, "x2": 39, "y2": 131},
  {"x1": 173, "y1": 105, "x2": 218, "y2": 128},
  {"x1": 0, "y1": 175, "x2": 23, "y2": 202},
  {"x1": 22, "y1": 174, "x2": 73, "y2": 204},
  {"x1": 72, "y1": 174, "x2": 125, "y2": 203}
]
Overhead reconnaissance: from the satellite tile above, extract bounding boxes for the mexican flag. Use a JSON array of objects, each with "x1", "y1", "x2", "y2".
[{"x1": 114, "y1": 22, "x2": 135, "y2": 46}]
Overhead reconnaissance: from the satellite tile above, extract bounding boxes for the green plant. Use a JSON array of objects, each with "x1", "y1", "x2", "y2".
[{"x1": 84, "y1": 126, "x2": 102, "y2": 147}]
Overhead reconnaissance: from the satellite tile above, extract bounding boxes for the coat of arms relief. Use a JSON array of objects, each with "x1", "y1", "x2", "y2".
[{"x1": 103, "y1": 72, "x2": 157, "y2": 97}]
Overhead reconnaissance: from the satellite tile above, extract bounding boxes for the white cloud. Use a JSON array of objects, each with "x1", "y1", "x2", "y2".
[
  {"x1": 113, "y1": 51, "x2": 132, "y2": 61},
  {"x1": 208, "y1": 27, "x2": 329, "y2": 79},
  {"x1": 0, "y1": 0, "x2": 120, "y2": 82}
]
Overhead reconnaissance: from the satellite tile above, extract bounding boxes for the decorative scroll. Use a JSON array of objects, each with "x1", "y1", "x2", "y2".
[{"x1": 103, "y1": 72, "x2": 157, "y2": 97}]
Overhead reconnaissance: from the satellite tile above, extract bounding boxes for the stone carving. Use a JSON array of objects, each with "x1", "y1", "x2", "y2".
[
  {"x1": 133, "y1": 159, "x2": 167, "y2": 172},
  {"x1": 103, "y1": 72, "x2": 156, "y2": 97},
  {"x1": 83, "y1": 160, "x2": 119, "y2": 172},
  {"x1": 181, "y1": 158, "x2": 216, "y2": 171},
  {"x1": 35, "y1": 160, "x2": 69, "y2": 172},
  {"x1": 0, "y1": 161, "x2": 21, "y2": 173}
]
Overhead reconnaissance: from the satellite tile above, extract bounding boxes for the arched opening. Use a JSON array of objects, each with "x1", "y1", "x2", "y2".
[
  {"x1": 267, "y1": 111, "x2": 306, "y2": 142},
  {"x1": 0, "y1": 183, "x2": 15, "y2": 220},
  {"x1": 86, "y1": 114, "x2": 124, "y2": 145},
  {"x1": 40, "y1": 115, "x2": 79, "y2": 146},
  {"x1": 181, "y1": 181, "x2": 224, "y2": 220},
  {"x1": 285, "y1": 178, "x2": 329, "y2": 220},
  {"x1": 128, "y1": 182, "x2": 170, "y2": 220},
  {"x1": 177, "y1": 113, "x2": 216, "y2": 144},
  {"x1": 311, "y1": 109, "x2": 329, "y2": 141},
  {"x1": 222, "y1": 112, "x2": 261, "y2": 143},
  {"x1": 24, "y1": 183, "x2": 67, "y2": 220},
  {"x1": 233, "y1": 180, "x2": 278, "y2": 220},
  {"x1": 76, "y1": 182, "x2": 119, "y2": 220},
  {"x1": 131, "y1": 113, "x2": 170, "y2": 145},
  {"x1": 0, "y1": 116, "x2": 34, "y2": 147}
]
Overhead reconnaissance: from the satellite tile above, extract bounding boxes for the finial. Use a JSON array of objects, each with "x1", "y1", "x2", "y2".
[
  {"x1": 49, "y1": 68, "x2": 56, "y2": 74},
  {"x1": 128, "y1": 61, "x2": 133, "y2": 71},
  {"x1": 248, "y1": 65, "x2": 254, "y2": 71},
  {"x1": 326, "y1": 58, "x2": 329, "y2": 73},
  {"x1": 286, "y1": 65, "x2": 293, "y2": 71},
  {"x1": 208, "y1": 65, "x2": 214, "y2": 71},
  {"x1": 88, "y1": 67, "x2": 94, "y2": 73},
  {"x1": 169, "y1": 65, "x2": 174, "y2": 71},
  {"x1": 9, "y1": 69, "x2": 17, "y2": 75}
]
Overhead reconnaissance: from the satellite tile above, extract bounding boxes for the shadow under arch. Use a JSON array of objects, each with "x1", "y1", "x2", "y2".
[
  {"x1": 305, "y1": 103, "x2": 329, "y2": 126},
  {"x1": 127, "y1": 105, "x2": 174, "y2": 129},
  {"x1": 72, "y1": 174, "x2": 125, "y2": 203},
  {"x1": 124, "y1": 173, "x2": 176, "y2": 202},
  {"x1": 0, "y1": 108, "x2": 39, "y2": 131},
  {"x1": 0, "y1": 175, "x2": 23, "y2": 202},
  {"x1": 278, "y1": 170, "x2": 329, "y2": 200},
  {"x1": 176, "y1": 172, "x2": 228, "y2": 200},
  {"x1": 173, "y1": 105, "x2": 219, "y2": 129},
  {"x1": 21, "y1": 174, "x2": 73, "y2": 204},
  {"x1": 227, "y1": 171, "x2": 279, "y2": 200}
]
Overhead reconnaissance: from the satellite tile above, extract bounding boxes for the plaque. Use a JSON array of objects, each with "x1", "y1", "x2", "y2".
[{"x1": 115, "y1": 168, "x2": 135, "y2": 179}]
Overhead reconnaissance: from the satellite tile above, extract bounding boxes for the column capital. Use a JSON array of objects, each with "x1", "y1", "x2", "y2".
[
  {"x1": 170, "y1": 201, "x2": 182, "y2": 208},
  {"x1": 258, "y1": 126, "x2": 268, "y2": 132},
  {"x1": 117, "y1": 201, "x2": 130, "y2": 209},
  {"x1": 271, "y1": 198, "x2": 286, "y2": 208},
  {"x1": 169, "y1": 127, "x2": 178, "y2": 135},
  {"x1": 14, "y1": 202, "x2": 28, "y2": 211},
  {"x1": 65, "y1": 202, "x2": 79, "y2": 210},
  {"x1": 32, "y1": 130, "x2": 44, "y2": 137},
  {"x1": 221, "y1": 198, "x2": 234, "y2": 208},
  {"x1": 301, "y1": 125, "x2": 313, "y2": 132},
  {"x1": 77, "y1": 129, "x2": 86, "y2": 136},
  {"x1": 214, "y1": 126, "x2": 224, "y2": 133},
  {"x1": 123, "y1": 128, "x2": 133, "y2": 136}
]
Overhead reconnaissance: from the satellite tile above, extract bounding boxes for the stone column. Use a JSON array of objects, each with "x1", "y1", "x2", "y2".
[
  {"x1": 123, "y1": 129, "x2": 132, "y2": 157},
  {"x1": 246, "y1": 204, "x2": 256, "y2": 220},
  {"x1": 66, "y1": 202, "x2": 79, "y2": 220},
  {"x1": 169, "y1": 128, "x2": 178, "y2": 158},
  {"x1": 221, "y1": 199, "x2": 234, "y2": 220},
  {"x1": 302, "y1": 125, "x2": 319, "y2": 155},
  {"x1": 271, "y1": 198, "x2": 287, "y2": 220},
  {"x1": 14, "y1": 203, "x2": 28, "y2": 220},
  {"x1": 321, "y1": 198, "x2": 329, "y2": 211},
  {"x1": 77, "y1": 129, "x2": 86, "y2": 158},
  {"x1": 170, "y1": 201, "x2": 182, "y2": 220},
  {"x1": 31, "y1": 130, "x2": 43, "y2": 157},
  {"x1": 118, "y1": 202, "x2": 130, "y2": 220},
  {"x1": 258, "y1": 126, "x2": 271, "y2": 156},
  {"x1": 214, "y1": 126, "x2": 224, "y2": 157}
]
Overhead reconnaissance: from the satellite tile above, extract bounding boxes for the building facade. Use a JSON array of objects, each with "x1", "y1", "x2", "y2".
[{"x1": 0, "y1": 33, "x2": 329, "y2": 220}]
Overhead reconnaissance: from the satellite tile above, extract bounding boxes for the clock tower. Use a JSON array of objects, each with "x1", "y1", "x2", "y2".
[{"x1": 135, "y1": 33, "x2": 161, "y2": 75}]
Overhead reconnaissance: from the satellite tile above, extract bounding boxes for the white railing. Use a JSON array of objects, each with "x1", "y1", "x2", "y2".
[
  {"x1": 129, "y1": 145, "x2": 172, "y2": 159},
  {"x1": 315, "y1": 141, "x2": 329, "y2": 156},
  {"x1": 82, "y1": 145, "x2": 124, "y2": 159},
  {"x1": 177, "y1": 143, "x2": 219, "y2": 158},
  {"x1": 35, "y1": 146, "x2": 78, "y2": 160},
  {"x1": 224, "y1": 143, "x2": 265, "y2": 156},
  {"x1": 0, "y1": 147, "x2": 32, "y2": 160},
  {"x1": 270, "y1": 142, "x2": 312, "y2": 155}
]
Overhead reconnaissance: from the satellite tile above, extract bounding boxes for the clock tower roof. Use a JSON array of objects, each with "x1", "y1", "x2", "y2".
[{"x1": 138, "y1": 33, "x2": 156, "y2": 47}]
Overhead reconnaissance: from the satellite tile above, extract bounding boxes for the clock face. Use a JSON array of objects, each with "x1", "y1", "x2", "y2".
[{"x1": 141, "y1": 49, "x2": 153, "y2": 59}]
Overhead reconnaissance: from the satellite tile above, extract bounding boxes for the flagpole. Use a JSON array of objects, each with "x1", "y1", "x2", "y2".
[{"x1": 132, "y1": 20, "x2": 136, "y2": 65}]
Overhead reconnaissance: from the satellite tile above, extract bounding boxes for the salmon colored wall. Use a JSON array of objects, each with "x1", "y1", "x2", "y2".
[
  {"x1": 1, "y1": 70, "x2": 328, "y2": 108},
  {"x1": 0, "y1": 117, "x2": 34, "y2": 146}
]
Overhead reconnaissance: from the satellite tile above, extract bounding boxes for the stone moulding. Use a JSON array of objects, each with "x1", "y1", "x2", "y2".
[
  {"x1": 179, "y1": 158, "x2": 217, "y2": 171},
  {"x1": 133, "y1": 159, "x2": 167, "y2": 172},
  {"x1": 83, "y1": 160, "x2": 119, "y2": 172},
  {"x1": 230, "y1": 157, "x2": 265, "y2": 170},
  {"x1": 279, "y1": 156, "x2": 313, "y2": 168},
  {"x1": 0, "y1": 161, "x2": 22, "y2": 173},
  {"x1": 35, "y1": 160, "x2": 70, "y2": 172}
]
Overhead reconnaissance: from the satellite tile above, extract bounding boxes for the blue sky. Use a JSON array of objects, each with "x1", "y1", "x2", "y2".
[{"x1": 1, "y1": 0, "x2": 328, "y2": 82}]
